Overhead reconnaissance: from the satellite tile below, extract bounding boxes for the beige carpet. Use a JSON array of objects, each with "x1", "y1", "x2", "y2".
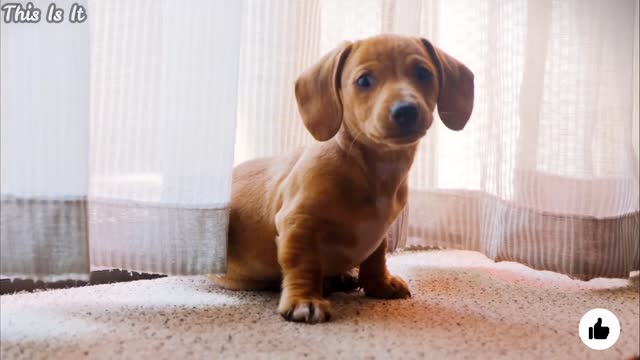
[{"x1": 1, "y1": 250, "x2": 638, "y2": 360}]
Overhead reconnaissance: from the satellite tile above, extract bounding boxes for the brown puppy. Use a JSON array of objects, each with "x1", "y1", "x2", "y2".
[{"x1": 211, "y1": 34, "x2": 474, "y2": 323}]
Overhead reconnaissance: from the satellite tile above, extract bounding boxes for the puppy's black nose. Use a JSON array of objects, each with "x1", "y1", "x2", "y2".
[{"x1": 390, "y1": 101, "x2": 419, "y2": 130}]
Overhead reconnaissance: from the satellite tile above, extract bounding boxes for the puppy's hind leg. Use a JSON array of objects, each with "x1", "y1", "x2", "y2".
[
  {"x1": 359, "y1": 237, "x2": 411, "y2": 299},
  {"x1": 323, "y1": 269, "x2": 360, "y2": 296}
]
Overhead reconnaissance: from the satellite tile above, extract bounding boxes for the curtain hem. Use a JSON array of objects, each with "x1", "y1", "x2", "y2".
[
  {"x1": 388, "y1": 190, "x2": 640, "y2": 280},
  {"x1": 1, "y1": 197, "x2": 90, "y2": 281},
  {"x1": 89, "y1": 201, "x2": 228, "y2": 276}
]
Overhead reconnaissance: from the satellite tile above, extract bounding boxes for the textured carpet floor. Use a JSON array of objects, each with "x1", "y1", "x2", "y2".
[{"x1": 1, "y1": 250, "x2": 638, "y2": 360}]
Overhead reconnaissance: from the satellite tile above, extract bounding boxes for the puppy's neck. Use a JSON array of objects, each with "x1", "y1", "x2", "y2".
[{"x1": 333, "y1": 126, "x2": 417, "y2": 194}]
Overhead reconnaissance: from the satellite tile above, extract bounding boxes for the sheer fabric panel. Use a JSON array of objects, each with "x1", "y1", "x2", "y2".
[
  {"x1": 1, "y1": 0, "x2": 91, "y2": 281},
  {"x1": 1, "y1": 0, "x2": 241, "y2": 279},
  {"x1": 402, "y1": 0, "x2": 639, "y2": 279},
  {"x1": 88, "y1": 0, "x2": 241, "y2": 274}
]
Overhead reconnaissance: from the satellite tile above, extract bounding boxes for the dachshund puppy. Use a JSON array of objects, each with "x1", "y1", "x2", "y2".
[{"x1": 211, "y1": 34, "x2": 474, "y2": 323}]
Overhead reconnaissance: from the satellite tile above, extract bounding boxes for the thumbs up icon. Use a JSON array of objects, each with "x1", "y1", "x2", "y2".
[
  {"x1": 580, "y1": 309, "x2": 620, "y2": 350},
  {"x1": 589, "y1": 318, "x2": 610, "y2": 340}
]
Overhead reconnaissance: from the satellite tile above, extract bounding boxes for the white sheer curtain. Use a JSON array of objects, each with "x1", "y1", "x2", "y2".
[
  {"x1": 406, "y1": 0, "x2": 638, "y2": 279},
  {"x1": 401, "y1": 0, "x2": 639, "y2": 280},
  {"x1": 1, "y1": 0, "x2": 90, "y2": 280},
  {"x1": 2, "y1": 0, "x2": 638, "y2": 281},
  {"x1": 1, "y1": 0, "x2": 241, "y2": 279},
  {"x1": 87, "y1": 0, "x2": 241, "y2": 275},
  {"x1": 234, "y1": 0, "x2": 639, "y2": 279}
]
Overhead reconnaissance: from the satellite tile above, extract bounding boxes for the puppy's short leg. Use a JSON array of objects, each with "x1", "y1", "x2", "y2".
[
  {"x1": 359, "y1": 237, "x2": 411, "y2": 299},
  {"x1": 277, "y1": 228, "x2": 331, "y2": 323}
]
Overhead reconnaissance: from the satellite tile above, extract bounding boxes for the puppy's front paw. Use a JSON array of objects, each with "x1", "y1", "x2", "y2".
[
  {"x1": 278, "y1": 296, "x2": 331, "y2": 324},
  {"x1": 363, "y1": 275, "x2": 411, "y2": 299}
]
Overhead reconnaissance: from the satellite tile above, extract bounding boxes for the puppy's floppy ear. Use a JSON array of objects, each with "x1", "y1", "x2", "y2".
[
  {"x1": 295, "y1": 42, "x2": 352, "y2": 141},
  {"x1": 421, "y1": 38, "x2": 474, "y2": 131}
]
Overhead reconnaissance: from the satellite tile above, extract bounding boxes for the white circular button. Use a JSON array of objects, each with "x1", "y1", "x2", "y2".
[{"x1": 579, "y1": 308, "x2": 621, "y2": 350}]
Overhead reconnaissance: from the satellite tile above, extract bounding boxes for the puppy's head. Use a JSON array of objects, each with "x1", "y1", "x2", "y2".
[{"x1": 295, "y1": 34, "x2": 474, "y2": 147}]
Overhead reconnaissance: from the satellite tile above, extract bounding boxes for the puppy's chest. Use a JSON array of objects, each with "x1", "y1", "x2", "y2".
[
  {"x1": 324, "y1": 192, "x2": 404, "y2": 272},
  {"x1": 353, "y1": 194, "x2": 399, "y2": 244}
]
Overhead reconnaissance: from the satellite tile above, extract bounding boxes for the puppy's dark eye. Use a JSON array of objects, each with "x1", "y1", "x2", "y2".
[
  {"x1": 416, "y1": 66, "x2": 432, "y2": 82},
  {"x1": 356, "y1": 74, "x2": 374, "y2": 89}
]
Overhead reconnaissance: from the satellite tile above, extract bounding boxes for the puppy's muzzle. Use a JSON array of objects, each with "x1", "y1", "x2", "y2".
[
  {"x1": 386, "y1": 100, "x2": 429, "y2": 144},
  {"x1": 390, "y1": 101, "x2": 419, "y2": 131}
]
